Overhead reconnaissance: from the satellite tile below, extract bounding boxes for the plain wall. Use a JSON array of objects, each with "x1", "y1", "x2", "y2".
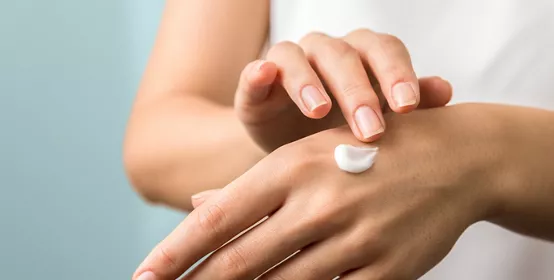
[{"x1": 0, "y1": 1, "x2": 185, "y2": 279}]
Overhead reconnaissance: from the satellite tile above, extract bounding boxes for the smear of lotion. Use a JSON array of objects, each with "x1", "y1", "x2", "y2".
[{"x1": 334, "y1": 144, "x2": 379, "y2": 173}]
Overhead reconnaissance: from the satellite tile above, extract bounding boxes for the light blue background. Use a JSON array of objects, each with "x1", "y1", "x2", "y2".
[{"x1": 0, "y1": 1, "x2": 186, "y2": 279}]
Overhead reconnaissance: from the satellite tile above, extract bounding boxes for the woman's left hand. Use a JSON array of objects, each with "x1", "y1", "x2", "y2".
[{"x1": 133, "y1": 104, "x2": 506, "y2": 280}]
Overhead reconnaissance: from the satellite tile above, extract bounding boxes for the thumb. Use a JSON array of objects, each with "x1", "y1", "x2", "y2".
[
  {"x1": 234, "y1": 60, "x2": 279, "y2": 123},
  {"x1": 191, "y1": 189, "x2": 222, "y2": 209}
]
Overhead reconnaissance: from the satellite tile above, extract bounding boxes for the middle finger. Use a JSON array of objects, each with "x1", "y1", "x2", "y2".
[{"x1": 300, "y1": 32, "x2": 385, "y2": 142}]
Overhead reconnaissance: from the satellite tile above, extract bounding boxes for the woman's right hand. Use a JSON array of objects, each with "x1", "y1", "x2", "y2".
[{"x1": 235, "y1": 29, "x2": 453, "y2": 152}]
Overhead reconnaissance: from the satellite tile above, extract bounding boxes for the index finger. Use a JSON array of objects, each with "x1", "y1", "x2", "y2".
[{"x1": 132, "y1": 162, "x2": 289, "y2": 280}]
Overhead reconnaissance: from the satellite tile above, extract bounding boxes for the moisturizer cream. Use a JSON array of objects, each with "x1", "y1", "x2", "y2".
[{"x1": 334, "y1": 144, "x2": 379, "y2": 174}]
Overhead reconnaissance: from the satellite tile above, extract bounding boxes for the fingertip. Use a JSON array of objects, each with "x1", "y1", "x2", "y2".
[
  {"x1": 306, "y1": 102, "x2": 332, "y2": 119},
  {"x1": 258, "y1": 60, "x2": 278, "y2": 75},
  {"x1": 191, "y1": 197, "x2": 204, "y2": 209},
  {"x1": 299, "y1": 85, "x2": 333, "y2": 119},
  {"x1": 391, "y1": 104, "x2": 417, "y2": 114},
  {"x1": 353, "y1": 105, "x2": 386, "y2": 141},
  {"x1": 418, "y1": 76, "x2": 453, "y2": 108},
  {"x1": 389, "y1": 82, "x2": 419, "y2": 114},
  {"x1": 421, "y1": 76, "x2": 452, "y2": 92},
  {"x1": 238, "y1": 60, "x2": 277, "y2": 105},
  {"x1": 191, "y1": 189, "x2": 220, "y2": 209},
  {"x1": 437, "y1": 78, "x2": 453, "y2": 102},
  {"x1": 135, "y1": 271, "x2": 157, "y2": 280},
  {"x1": 357, "y1": 128, "x2": 384, "y2": 142},
  {"x1": 249, "y1": 60, "x2": 278, "y2": 86}
]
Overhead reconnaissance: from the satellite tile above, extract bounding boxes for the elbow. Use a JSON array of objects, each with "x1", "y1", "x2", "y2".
[
  {"x1": 122, "y1": 102, "x2": 199, "y2": 210},
  {"x1": 122, "y1": 135, "x2": 196, "y2": 211},
  {"x1": 123, "y1": 145, "x2": 163, "y2": 205}
]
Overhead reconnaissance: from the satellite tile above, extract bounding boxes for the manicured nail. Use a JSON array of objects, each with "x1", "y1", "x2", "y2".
[
  {"x1": 354, "y1": 106, "x2": 384, "y2": 139},
  {"x1": 301, "y1": 85, "x2": 328, "y2": 112},
  {"x1": 137, "y1": 271, "x2": 157, "y2": 280},
  {"x1": 392, "y1": 82, "x2": 417, "y2": 107}
]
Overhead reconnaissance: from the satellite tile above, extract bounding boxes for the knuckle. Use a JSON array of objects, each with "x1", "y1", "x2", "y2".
[
  {"x1": 216, "y1": 245, "x2": 249, "y2": 279},
  {"x1": 342, "y1": 234, "x2": 367, "y2": 257},
  {"x1": 281, "y1": 155, "x2": 317, "y2": 187},
  {"x1": 369, "y1": 58, "x2": 412, "y2": 81},
  {"x1": 380, "y1": 63, "x2": 408, "y2": 79},
  {"x1": 153, "y1": 245, "x2": 178, "y2": 270},
  {"x1": 378, "y1": 33, "x2": 405, "y2": 48},
  {"x1": 341, "y1": 82, "x2": 374, "y2": 99},
  {"x1": 354, "y1": 229, "x2": 385, "y2": 257},
  {"x1": 301, "y1": 188, "x2": 351, "y2": 229},
  {"x1": 197, "y1": 203, "x2": 227, "y2": 236},
  {"x1": 273, "y1": 141, "x2": 320, "y2": 176},
  {"x1": 376, "y1": 35, "x2": 412, "y2": 72},
  {"x1": 324, "y1": 39, "x2": 358, "y2": 58},
  {"x1": 299, "y1": 31, "x2": 328, "y2": 45},
  {"x1": 267, "y1": 41, "x2": 303, "y2": 58},
  {"x1": 346, "y1": 27, "x2": 375, "y2": 38}
]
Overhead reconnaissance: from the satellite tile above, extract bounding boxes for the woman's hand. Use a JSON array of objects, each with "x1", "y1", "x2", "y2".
[
  {"x1": 134, "y1": 104, "x2": 508, "y2": 280},
  {"x1": 235, "y1": 29, "x2": 452, "y2": 152}
]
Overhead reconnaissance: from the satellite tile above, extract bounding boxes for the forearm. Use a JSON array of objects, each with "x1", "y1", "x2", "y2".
[
  {"x1": 124, "y1": 0, "x2": 269, "y2": 210},
  {"x1": 124, "y1": 95, "x2": 265, "y2": 211},
  {"x1": 486, "y1": 105, "x2": 554, "y2": 240}
]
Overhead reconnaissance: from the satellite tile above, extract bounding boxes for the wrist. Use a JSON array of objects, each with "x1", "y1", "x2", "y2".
[
  {"x1": 483, "y1": 105, "x2": 554, "y2": 224},
  {"x1": 446, "y1": 104, "x2": 512, "y2": 223}
]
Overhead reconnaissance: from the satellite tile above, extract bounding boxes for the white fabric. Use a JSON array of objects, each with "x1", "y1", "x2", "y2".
[{"x1": 270, "y1": 1, "x2": 554, "y2": 279}]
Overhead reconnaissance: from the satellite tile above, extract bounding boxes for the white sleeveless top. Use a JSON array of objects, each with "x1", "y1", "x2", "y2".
[{"x1": 271, "y1": 1, "x2": 554, "y2": 279}]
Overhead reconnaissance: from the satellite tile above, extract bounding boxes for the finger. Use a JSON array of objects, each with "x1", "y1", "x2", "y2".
[
  {"x1": 416, "y1": 76, "x2": 452, "y2": 109},
  {"x1": 265, "y1": 41, "x2": 333, "y2": 118},
  {"x1": 339, "y1": 256, "x2": 402, "y2": 280},
  {"x1": 183, "y1": 204, "x2": 324, "y2": 280},
  {"x1": 133, "y1": 164, "x2": 290, "y2": 280},
  {"x1": 191, "y1": 189, "x2": 222, "y2": 209},
  {"x1": 344, "y1": 29, "x2": 419, "y2": 113},
  {"x1": 259, "y1": 235, "x2": 368, "y2": 280},
  {"x1": 234, "y1": 60, "x2": 281, "y2": 124},
  {"x1": 382, "y1": 76, "x2": 453, "y2": 114},
  {"x1": 300, "y1": 32, "x2": 385, "y2": 142},
  {"x1": 235, "y1": 59, "x2": 278, "y2": 105},
  {"x1": 339, "y1": 266, "x2": 391, "y2": 280}
]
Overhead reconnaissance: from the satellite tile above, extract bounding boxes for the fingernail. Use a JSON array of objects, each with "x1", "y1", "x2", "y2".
[
  {"x1": 354, "y1": 106, "x2": 384, "y2": 139},
  {"x1": 392, "y1": 82, "x2": 417, "y2": 107},
  {"x1": 191, "y1": 189, "x2": 219, "y2": 201},
  {"x1": 301, "y1": 85, "x2": 328, "y2": 112},
  {"x1": 255, "y1": 60, "x2": 267, "y2": 72},
  {"x1": 137, "y1": 271, "x2": 157, "y2": 280}
]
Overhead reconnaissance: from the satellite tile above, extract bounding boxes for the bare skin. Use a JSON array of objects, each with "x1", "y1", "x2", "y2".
[
  {"x1": 133, "y1": 104, "x2": 554, "y2": 280},
  {"x1": 124, "y1": 0, "x2": 271, "y2": 209},
  {"x1": 123, "y1": 0, "x2": 451, "y2": 210},
  {"x1": 125, "y1": 1, "x2": 554, "y2": 279}
]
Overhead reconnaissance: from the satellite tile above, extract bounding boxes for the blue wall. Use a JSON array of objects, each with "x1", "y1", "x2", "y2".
[{"x1": 0, "y1": 1, "x2": 185, "y2": 279}]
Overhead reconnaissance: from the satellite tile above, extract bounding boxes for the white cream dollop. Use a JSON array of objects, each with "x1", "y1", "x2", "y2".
[{"x1": 334, "y1": 144, "x2": 379, "y2": 174}]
